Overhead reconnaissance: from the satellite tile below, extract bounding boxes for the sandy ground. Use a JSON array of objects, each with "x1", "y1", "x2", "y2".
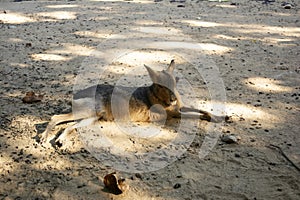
[{"x1": 0, "y1": 0, "x2": 300, "y2": 199}]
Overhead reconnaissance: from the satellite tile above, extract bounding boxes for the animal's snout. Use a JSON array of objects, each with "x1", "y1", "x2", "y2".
[
  {"x1": 171, "y1": 100, "x2": 177, "y2": 106},
  {"x1": 170, "y1": 91, "x2": 180, "y2": 107},
  {"x1": 173, "y1": 89, "x2": 183, "y2": 108}
]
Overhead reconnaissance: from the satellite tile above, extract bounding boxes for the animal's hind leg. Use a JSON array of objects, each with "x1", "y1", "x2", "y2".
[
  {"x1": 40, "y1": 113, "x2": 75, "y2": 143},
  {"x1": 55, "y1": 117, "x2": 98, "y2": 146}
]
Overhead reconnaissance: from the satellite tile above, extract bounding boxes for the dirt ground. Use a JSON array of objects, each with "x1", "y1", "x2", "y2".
[{"x1": 0, "y1": 0, "x2": 300, "y2": 199}]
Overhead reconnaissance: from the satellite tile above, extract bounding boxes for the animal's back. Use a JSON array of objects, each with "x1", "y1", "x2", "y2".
[{"x1": 73, "y1": 84, "x2": 152, "y2": 122}]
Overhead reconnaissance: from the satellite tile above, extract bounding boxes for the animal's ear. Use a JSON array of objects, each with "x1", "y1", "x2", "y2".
[
  {"x1": 167, "y1": 59, "x2": 175, "y2": 73},
  {"x1": 144, "y1": 64, "x2": 159, "y2": 82}
]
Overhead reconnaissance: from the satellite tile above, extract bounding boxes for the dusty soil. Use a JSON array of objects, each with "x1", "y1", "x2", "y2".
[{"x1": 0, "y1": 0, "x2": 300, "y2": 199}]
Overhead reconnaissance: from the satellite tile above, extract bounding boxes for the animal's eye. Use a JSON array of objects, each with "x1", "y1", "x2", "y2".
[{"x1": 170, "y1": 92, "x2": 176, "y2": 101}]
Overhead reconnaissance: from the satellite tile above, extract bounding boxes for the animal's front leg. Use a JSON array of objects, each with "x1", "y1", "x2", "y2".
[
  {"x1": 180, "y1": 106, "x2": 210, "y2": 115},
  {"x1": 40, "y1": 113, "x2": 74, "y2": 143},
  {"x1": 179, "y1": 107, "x2": 228, "y2": 123},
  {"x1": 55, "y1": 117, "x2": 98, "y2": 146}
]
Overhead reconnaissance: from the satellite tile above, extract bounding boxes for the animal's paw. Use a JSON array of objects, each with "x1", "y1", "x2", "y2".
[
  {"x1": 39, "y1": 132, "x2": 53, "y2": 148},
  {"x1": 224, "y1": 115, "x2": 233, "y2": 123},
  {"x1": 39, "y1": 134, "x2": 56, "y2": 149},
  {"x1": 55, "y1": 133, "x2": 73, "y2": 147},
  {"x1": 39, "y1": 132, "x2": 48, "y2": 144},
  {"x1": 55, "y1": 136, "x2": 75, "y2": 152},
  {"x1": 55, "y1": 135, "x2": 68, "y2": 147}
]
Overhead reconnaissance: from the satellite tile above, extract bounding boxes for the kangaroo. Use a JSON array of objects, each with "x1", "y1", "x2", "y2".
[{"x1": 40, "y1": 60, "x2": 226, "y2": 146}]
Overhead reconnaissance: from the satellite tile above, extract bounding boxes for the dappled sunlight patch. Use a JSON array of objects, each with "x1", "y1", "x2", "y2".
[
  {"x1": 183, "y1": 20, "x2": 299, "y2": 38},
  {"x1": 10, "y1": 62, "x2": 29, "y2": 68},
  {"x1": 78, "y1": 117, "x2": 196, "y2": 172},
  {"x1": 2, "y1": 90, "x2": 23, "y2": 98},
  {"x1": 0, "y1": 153, "x2": 17, "y2": 175},
  {"x1": 213, "y1": 34, "x2": 262, "y2": 43},
  {"x1": 213, "y1": 34, "x2": 298, "y2": 47},
  {"x1": 133, "y1": 26, "x2": 183, "y2": 35},
  {"x1": 106, "y1": 34, "x2": 128, "y2": 40},
  {"x1": 264, "y1": 37, "x2": 297, "y2": 46},
  {"x1": 36, "y1": 11, "x2": 77, "y2": 20},
  {"x1": 90, "y1": 0, "x2": 123, "y2": 1},
  {"x1": 94, "y1": 16, "x2": 110, "y2": 21},
  {"x1": 245, "y1": 77, "x2": 293, "y2": 93},
  {"x1": 46, "y1": 43, "x2": 95, "y2": 56},
  {"x1": 0, "y1": 12, "x2": 35, "y2": 24},
  {"x1": 182, "y1": 20, "x2": 222, "y2": 28},
  {"x1": 101, "y1": 51, "x2": 185, "y2": 81},
  {"x1": 147, "y1": 41, "x2": 232, "y2": 54},
  {"x1": 225, "y1": 103, "x2": 279, "y2": 123},
  {"x1": 74, "y1": 30, "x2": 111, "y2": 39},
  {"x1": 8, "y1": 38, "x2": 24, "y2": 43},
  {"x1": 31, "y1": 53, "x2": 71, "y2": 61},
  {"x1": 215, "y1": 4, "x2": 238, "y2": 8},
  {"x1": 45, "y1": 4, "x2": 79, "y2": 9},
  {"x1": 135, "y1": 20, "x2": 164, "y2": 26},
  {"x1": 82, "y1": 121, "x2": 179, "y2": 154},
  {"x1": 0, "y1": 153, "x2": 13, "y2": 164},
  {"x1": 105, "y1": 63, "x2": 136, "y2": 75},
  {"x1": 90, "y1": 0, "x2": 153, "y2": 3},
  {"x1": 234, "y1": 24, "x2": 300, "y2": 37},
  {"x1": 198, "y1": 43, "x2": 232, "y2": 53},
  {"x1": 115, "y1": 50, "x2": 177, "y2": 69},
  {"x1": 213, "y1": 34, "x2": 240, "y2": 41},
  {"x1": 261, "y1": 11, "x2": 294, "y2": 17},
  {"x1": 199, "y1": 101, "x2": 280, "y2": 126},
  {"x1": 32, "y1": 156, "x2": 74, "y2": 171}
]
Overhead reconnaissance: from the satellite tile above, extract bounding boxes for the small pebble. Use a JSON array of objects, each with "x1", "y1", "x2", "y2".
[
  {"x1": 25, "y1": 43, "x2": 32, "y2": 47},
  {"x1": 135, "y1": 173, "x2": 142, "y2": 179},
  {"x1": 234, "y1": 153, "x2": 241, "y2": 158},
  {"x1": 173, "y1": 183, "x2": 181, "y2": 189},
  {"x1": 221, "y1": 135, "x2": 238, "y2": 144},
  {"x1": 282, "y1": 3, "x2": 292, "y2": 9}
]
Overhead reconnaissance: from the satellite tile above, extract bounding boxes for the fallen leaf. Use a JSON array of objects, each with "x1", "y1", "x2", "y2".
[
  {"x1": 22, "y1": 92, "x2": 43, "y2": 103},
  {"x1": 103, "y1": 172, "x2": 127, "y2": 195}
]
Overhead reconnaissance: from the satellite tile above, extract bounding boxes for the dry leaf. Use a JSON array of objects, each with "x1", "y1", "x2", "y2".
[
  {"x1": 22, "y1": 92, "x2": 43, "y2": 103},
  {"x1": 103, "y1": 172, "x2": 127, "y2": 195}
]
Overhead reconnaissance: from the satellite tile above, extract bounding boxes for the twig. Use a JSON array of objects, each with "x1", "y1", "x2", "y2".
[{"x1": 267, "y1": 144, "x2": 300, "y2": 172}]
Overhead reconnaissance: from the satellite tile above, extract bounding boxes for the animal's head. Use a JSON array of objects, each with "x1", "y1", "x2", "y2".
[{"x1": 144, "y1": 60, "x2": 183, "y2": 108}]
